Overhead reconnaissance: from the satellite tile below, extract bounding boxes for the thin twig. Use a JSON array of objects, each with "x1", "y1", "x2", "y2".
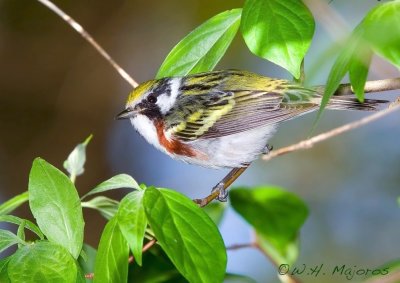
[
  {"x1": 36, "y1": 0, "x2": 138, "y2": 88},
  {"x1": 263, "y1": 98, "x2": 400, "y2": 161},
  {"x1": 226, "y1": 243, "x2": 255, "y2": 251},
  {"x1": 128, "y1": 238, "x2": 157, "y2": 264}
]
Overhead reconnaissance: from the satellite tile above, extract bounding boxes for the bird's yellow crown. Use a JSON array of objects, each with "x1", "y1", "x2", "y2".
[{"x1": 126, "y1": 80, "x2": 155, "y2": 104}]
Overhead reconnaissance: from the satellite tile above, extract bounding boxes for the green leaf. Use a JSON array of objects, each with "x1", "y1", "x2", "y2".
[
  {"x1": 94, "y1": 217, "x2": 129, "y2": 283},
  {"x1": 82, "y1": 174, "x2": 140, "y2": 200},
  {"x1": 0, "y1": 215, "x2": 44, "y2": 239},
  {"x1": 349, "y1": 45, "x2": 372, "y2": 102},
  {"x1": 144, "y1": 187, "x2": 226, "y2": 283},
  {"x1": 241, "y1": 0, "x2": 315, "y2": 78},
  {"x1": 7, "y1": 241, "x2": 77, "y2": 283},
  {"x1": 117, "y1": 190, "x2": 147, "y2": 266},
  {"x1": 78, "y1": 244, "x2": 97, "y2": 283},
  {"x1": 0, "y1": 230, "x2": 25, "y2": 254},
  {"x1": 17, "y1": 220, "x2": 26, "y2": 248},
  {"x1": 202, "y1": 202, "x2": 226, "y2": 226},
  {"x1": 28, "y1": 158, "x2": 84, "y2": 259},
  {"x1": 0, "y1": 256, "x2": 11, "y2": 283},
  {"x1": 0, "y1": 191, "x2": 29, "y2": 215},
  {"x1": 82, "y1": 196, "x2": 119, "y2": 220},
  {"x1": 230, "y1": 186, "x2": 308, "y2": 265},
  {"x1": 156, "y1": 9, "x2": 241, "y2": 78},
  {"x1": 362, "y1": 1, "x2": 400, "y2": 69},
  {"x1": 63, "y1": 135, "x2": 93, "y2": 182}
]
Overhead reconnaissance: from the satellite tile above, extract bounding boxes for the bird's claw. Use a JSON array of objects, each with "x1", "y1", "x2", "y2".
[
  {"x1": 211, "y1": 182, "x2": 228, "y2": 202},
  {"x1": 262, "y1": 143, "x2": 273, "y2": 154}
]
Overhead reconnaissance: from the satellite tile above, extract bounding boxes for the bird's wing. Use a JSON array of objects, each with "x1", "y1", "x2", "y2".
[{"x1": 165, "y1": 88, "x2": 316, "y2": 141}]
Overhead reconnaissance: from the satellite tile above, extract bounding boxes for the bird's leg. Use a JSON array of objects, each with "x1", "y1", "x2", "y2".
[
  {"x1": 210, "y1": 166, "x2": 249, "y2": 202},
  {"x1": 262, "y1": 143, "x2": 273, "y2": 154},
  {"x1": 194, "y1": 165, "x2": 251, "y2": 207}
]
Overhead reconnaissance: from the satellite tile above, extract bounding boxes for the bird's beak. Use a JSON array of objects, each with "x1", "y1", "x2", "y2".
[{"x1": 115, "y1": 108, "x2": 135, "y2": 120}]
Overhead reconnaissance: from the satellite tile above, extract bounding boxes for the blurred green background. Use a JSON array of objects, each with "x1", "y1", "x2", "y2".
[{"x1": 0, "y1": 0, "x2": 399, "y2": 282}]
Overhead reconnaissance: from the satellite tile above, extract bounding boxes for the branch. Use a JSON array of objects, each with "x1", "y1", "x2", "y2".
[
  {"x1": 36, "y1": 0, "x2": 138, "y2": 88},
  {"x1": 314, "y1": 77, "x2": 400, "y2": 96}
]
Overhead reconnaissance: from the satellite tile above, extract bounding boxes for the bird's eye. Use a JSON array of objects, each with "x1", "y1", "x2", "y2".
[{"x1": 147, "y1": 95, "x2": 157, "y2": 104}]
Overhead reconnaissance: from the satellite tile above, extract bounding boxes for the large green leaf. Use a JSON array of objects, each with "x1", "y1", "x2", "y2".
[
  {"x1": 156, "y1": 9, "x2": 241, "y2": 78},
  {"x1": 7, "y1": 241, "x2": 77, "y2": 283},
  {"x1": 230, "y1": 186, "x2": 308, "y2": 265},
  {"x1": 0, "y1": 191, "x2": 28, "y2": 216},
  {"x1": 318, "y1": 1, "x2": 400, "y2": 119},
  {"x1": 349, "y1": 45, "x2": 372, "y2": 102},
  {"x1": 82, "y1": 174, "x2": 140, "y2": 200},
  {"x1": 28, "y1": 158, "x2": 84, "y2": 259},
  {"x1": 362, "y1": 1, "x2": 400, "y2": 69},
  {"x1": 94, "y1": 217, "x2": 129, "y2": 283},
  {"x1": 143, "y1": 187, "x2": 226, "y2": 283},
  {"x1": 241, "y1": 0, "x2": 315, "y2": 78},
  {"x1": 63, "y1": 135, "x2": 92, "y2": 183},
  {"x1": 117, "y1": 190, "x2": 147, "y2": 266},
  {"x1": 0, "y1": 230, "x2": 25, "y2": 254}
]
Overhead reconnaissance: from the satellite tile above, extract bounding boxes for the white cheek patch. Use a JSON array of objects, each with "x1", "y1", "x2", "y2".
[
  {"x1": 157, "y1": 77, "x2": 181, "y2": 114},
  {"x1": 130, "y1": 115, "x2": 165, "y2": 153}
]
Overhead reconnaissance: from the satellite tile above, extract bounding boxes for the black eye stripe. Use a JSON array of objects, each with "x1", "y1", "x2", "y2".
[{"x1": 147, "y1": 95, "x2": 157, "y2": 104}]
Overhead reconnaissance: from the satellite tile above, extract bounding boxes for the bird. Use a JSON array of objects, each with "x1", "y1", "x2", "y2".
[{"x1": 117, "y1": 69, "x2": 386, "y2": 169}]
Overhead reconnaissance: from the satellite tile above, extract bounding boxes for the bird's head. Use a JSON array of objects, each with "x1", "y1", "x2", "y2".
[{"x1": 116, "y1": 77, "x2": 181, "y2": 121}]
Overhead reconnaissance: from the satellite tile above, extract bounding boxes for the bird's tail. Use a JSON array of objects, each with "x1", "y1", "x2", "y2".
[{"x1": 325, "y1": 96, "x2": 389, "y2": 111}]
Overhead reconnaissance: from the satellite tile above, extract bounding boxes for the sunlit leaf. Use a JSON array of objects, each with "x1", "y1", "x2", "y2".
[
  {"x1": 144, "y1": 187, "x2": 226, "y2": 283},
  {"x1": 362, "y1": 1, "x2": 400, "y2": 69},
  {"x1": 7, "y1": 241, "x2": 77, "y2": 283},
  {"x1": 117, "y1": 190, "x2": 147, "y2": 266},
  {"x1": 94, "y1": 217, "x2": 129, "y2": 283},
  {"x1": 157, "y1": 9, "x2": 241, "y2": 78},
  {"x1": 82, "y1": 174, "x2": 140, "y2": 200},
  {"x1": 230, "y1": 186, "x2": 308, "y2": 265},
  {"x1": 241, "y1": 0, "x2": 315, "y2": 78},
  {"x1": 29, "y1": 158, "x2": 84, "y2": 259}
]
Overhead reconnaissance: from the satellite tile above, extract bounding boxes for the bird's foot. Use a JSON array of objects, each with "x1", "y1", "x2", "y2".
[
  {"x1": 262, "y1": 143, "x2": 273, "y2": 154},
  {"x1": 211, "y1": 182, "x2": 228, "y2": 202}
]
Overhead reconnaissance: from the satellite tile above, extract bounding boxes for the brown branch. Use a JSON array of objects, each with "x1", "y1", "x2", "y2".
[
  {"x1": 314, "y1": 77, "x2": 400, "y2": 96},
  {"x1": 128, "y1": 238, "x2": 157, "y2": 264},
  {"x1": 36, "y1": 0, "x2": 138, "y2": 88}
]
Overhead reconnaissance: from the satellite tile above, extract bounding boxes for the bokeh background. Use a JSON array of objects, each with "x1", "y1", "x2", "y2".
[{"x1": 0, "y1": 0, "x2": 399, "y2": 282}]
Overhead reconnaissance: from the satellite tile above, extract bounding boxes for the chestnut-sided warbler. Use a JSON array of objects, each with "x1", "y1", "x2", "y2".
[{"x1": 117, "y1": 70, "x2": 386, "y2": 169}]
